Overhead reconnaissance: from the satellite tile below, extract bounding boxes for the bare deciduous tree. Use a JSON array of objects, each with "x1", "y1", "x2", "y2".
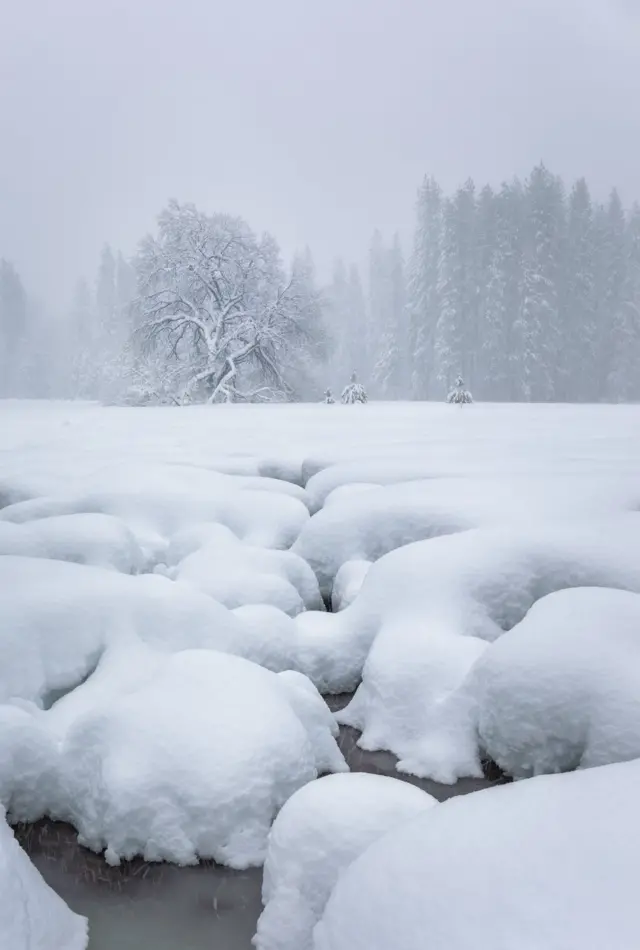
[{"x1": 133, "y1": 201, "x2": 313, "y2": 402}]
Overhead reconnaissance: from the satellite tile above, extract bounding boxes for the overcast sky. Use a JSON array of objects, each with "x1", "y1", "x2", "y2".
[{"x1": 1, "y1": 0, "x2": 640, "y2": 307}]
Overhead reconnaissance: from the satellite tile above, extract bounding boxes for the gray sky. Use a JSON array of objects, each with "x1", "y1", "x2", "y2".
[{"x1": 1, "y1": 0, "x2": 640, "y2": 307}]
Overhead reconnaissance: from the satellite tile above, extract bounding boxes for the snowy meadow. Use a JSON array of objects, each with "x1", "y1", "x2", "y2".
[{"x1": 2, "y1": 398, "x2": 640, "y2": 949}]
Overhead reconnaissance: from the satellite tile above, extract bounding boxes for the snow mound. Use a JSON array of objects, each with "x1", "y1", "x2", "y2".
[
  {"x1": 52, "y1": 648, "x2": 347, "y2": 868},
  {"x1": 0, "y1": 704, "x2": 58, "y2": 823},
  {"x1": 331, "y1": 560, "x2": 371, "y2": 611},
  {"x1": 0, "y1": 460, "x2": 309, "y2": 511},
  {"x1": 166, "y1": 523, "x2": 323, "y2": 615},
  {"x1": 0, "y1": 556, "x2": 244, "y2": 705},
  {"x1": 338, "y1": 517, "x2": 640, "y2": 779},
  {"x1": 295, "y1": 476, "x2": 640, "y2": 598},
  {"x1": 305, "y1": 459, "x2": 440, "y2": 512},
  {"x1": 0, "y1": 513, "x2": 145, "y2": 573},
  {"x1": 314, "y1": 760, "x2": 640, "y2": 950},
  {"x1": 0, "y1": 484, "x2": 309, "y2": 550},
  {"x1": 462, "y1": 587, "x2": 640, "y2": 778},
  {"x1": 0, "y1": 805, "x2": 88, "y2": 949},
  {"x1": 255, "y1": 773, "x2": 435, "y2": 950}
]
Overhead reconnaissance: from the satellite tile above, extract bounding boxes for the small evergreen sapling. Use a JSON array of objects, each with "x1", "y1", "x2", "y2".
[
  {"x1": 341, "y1": 372, "x2": 368, "y2": 404},
  {"x1": 447, "y1": 375, "x2": 473, "y2": 404}
]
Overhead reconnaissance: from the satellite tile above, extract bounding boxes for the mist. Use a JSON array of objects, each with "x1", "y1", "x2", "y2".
[{"x1": 2, "y1": 0, "x2": 640, "y2": 306}]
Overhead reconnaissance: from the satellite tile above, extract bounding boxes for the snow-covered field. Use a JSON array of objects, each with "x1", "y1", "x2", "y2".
[{"x1": 2, "y1": 398, "x2": 640, "y2": 949}]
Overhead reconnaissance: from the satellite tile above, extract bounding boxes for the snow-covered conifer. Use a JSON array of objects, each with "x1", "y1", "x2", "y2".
[{"x1": 341, "y1": 371, "x2": 368, "y2": 404}]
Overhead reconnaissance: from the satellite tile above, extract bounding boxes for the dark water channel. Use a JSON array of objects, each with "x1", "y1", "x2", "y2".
[{"x1": 16, "y1": 696, "x2": 508, "y2": 950}]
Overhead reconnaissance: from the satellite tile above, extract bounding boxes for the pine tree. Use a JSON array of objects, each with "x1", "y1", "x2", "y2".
[
  {"x1": 514, "y1": 164, "x2": 565, "y2": 401},
  {"x1": 0, "y1": 260, "x2": 28, "y2": 395},
  {"x1": 564, "y1": 178, "x2": 597, "y2": 401},
  {"x1": 372, "y1": 234, "x2": 407, "y2": 398},
  {"x1": 609, "y1": 203, "x2": 640, "y2": 400},
  {"x1": 407, "y1": 176, "x2": 442, "y2": 399},
  {"x1": 434, "y1": 179, "x2": 477, "y2": 391},
  {"x1": 282, "y1": 248, "x2": 328, "y2": 400},
  {"x1": 598, "y1": 190, "x2": 629, "y2": 400},
  {"x1": 341, "y1": 371, "x2": 368, "y2": 404},
  {"x1": 477, "y1": 180, "x2": 524, "y2": 399}
]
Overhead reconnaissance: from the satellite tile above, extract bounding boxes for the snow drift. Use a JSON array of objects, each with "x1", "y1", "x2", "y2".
[
  {"x1": 0, "y1": 805, "x2": 88, "y2": 950},
  {"x1": 254, "y1": 773, "x2": 435, "y2": 950},
  {"x1": 314, "y1": 759, "x2": 640, "y2": 950}
]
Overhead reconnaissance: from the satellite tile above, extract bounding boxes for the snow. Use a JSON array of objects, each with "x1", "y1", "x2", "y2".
[
  {"x1": 255, "y1": 773, "x2": 435, "y2": 950},
  {"x1": 164, "y1": 522, "x2": 323, "y2": 614},
  {"x1": 0, "y1": 484, "x2": 308, "y2": 551},
  {"x1": 2, "y1": 398, "x2": 640, "y2": 922},
  {"x1": 314, "y1": 759, "x2": 640, "y2": 950},
  {"x1": 0, "y1": 556, "x2": 244, "y2": 705},
  {"x1": 465, "y1": 587, "x2": 640, "y2": 777},
  {"x1": 337, "y1": 517, "x2": 640, "y2": 780},
  {"x1": 0, "y1": 804, "x2": 88, "y2": 949},
  {"x1": 331, "y1": 559, "x2": 371, "y2": 611},
  {"x1": 0, "y1": 513, "x2": 145, "y2": 573},
  {"x1": 48, "y1": 647, "x2": 347, "y2": 868},
  {"x1": 294, "y1": 475, "x2": 640, "y2": 598}
]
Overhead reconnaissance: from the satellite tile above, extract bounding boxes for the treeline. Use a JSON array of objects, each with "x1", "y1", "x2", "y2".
[
  {"x1": 2, "y1": 164, "x2": 640, "y2": 403},
  {"x1": 327, "y1": 165, "x2": 640, "y2": 402}
]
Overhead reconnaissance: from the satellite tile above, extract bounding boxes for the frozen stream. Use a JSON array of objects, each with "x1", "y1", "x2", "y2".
[{"x1": 16, "y1": 699, "x2": 506, "y2": 950}]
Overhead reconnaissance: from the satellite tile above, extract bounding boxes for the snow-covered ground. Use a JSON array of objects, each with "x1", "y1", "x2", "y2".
[{"x1": 1, "y1": 398, "x2": 640, "y2": 948}]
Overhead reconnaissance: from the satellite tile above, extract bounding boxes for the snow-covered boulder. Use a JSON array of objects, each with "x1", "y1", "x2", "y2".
[
  {"x1": 331, "y1": 560, "x2": 371, "y2": 611},
  {"x1": 0, "y1": 703, "x2": 58, "y2": 823},
  {"x1": 337, "y1": 517, "x2": 640, "y2": 779},
  {"x1": 0, "y1": 556, "x2": 244, "y2": 705},
  {"x1": 166, "y1": 523, "x2": 323, "y2": 615},
  {"x1": 0, "y1": 513, "x2": 145, "y2": 573},
  {"x1": 295, "y1": 476, "x2": 640, "y2": 598},
  {"x1": 51, "y1": 648, "x2": 348, "y2": 868},
  {"x1": 314, "y1": 760, "x2": 640, "y2": 950},
  {"x1": 465, "y1": 587, "x2": 640, "y2": 778},
  {"x1": 0, "y1": 484, "x2": 309, "y2": 550},
  {"x1": 254, "y1": 773, "x2": 435, "y2": 950},
  {"x1": 0, "y1": 805, "x2": 88, "y2": 949}
]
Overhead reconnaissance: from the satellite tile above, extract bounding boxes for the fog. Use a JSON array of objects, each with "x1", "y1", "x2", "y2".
[{"x1": 1, "y1": 0, "x2": 640, "y2": 305}]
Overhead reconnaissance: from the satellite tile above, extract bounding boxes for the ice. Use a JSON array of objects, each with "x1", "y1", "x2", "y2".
[
  {"x1": 254, "y1": 773, "x2": 435, "y2": 950},
  {"x1": 314, "y1": 759, "x2": 640, "y2": 950},
  {"x1": 48, "y1": 647, "x2": 347, "y2": 868},
  {"x1": 0, "y1": 804, "x2": 88, "y2": 949},
  {"x1": 0, "y1": 513, "x2": 145, "y2": 573},
  {"x1": 338, "y1": 517, "x2": 640, "y2": 779}
]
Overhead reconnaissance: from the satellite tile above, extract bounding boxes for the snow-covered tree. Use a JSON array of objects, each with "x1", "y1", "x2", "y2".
[
  {"x1": 447, "y1": 374, "x2": 473, "y2": 404},
  {"x1": 0, "y1": 260, "x2": 28, "y2": 395},
  {"x1": 598, "y1": 190, "x2": 629, "y2": 400},
  {"x1": 563, "y1": 178, "x2": 597, "y2": 401},
  {"x1": 407, "y1": 176, "x2": 442, "y2": 399},
  {"x1": 513, "y1": 164, "x2": 565, "y2": 401},
  {"x1": 133, "y1": 201, "x2": 316, "y2": 403},
  {"x1": 341, "y1": 371, "x2": 368, "y2": 404},
  {"x1": 325, "y1": 260, "x2": 368, "y2": 391},
  {"x1": 372, "y1": 234, "x2": 407, "y2": 398},
  {"x1": 281, "y1": 248, "x2": 328, "y2": 400},
  {"x1": 608, "y1": 202, "x2": 640, "y2": 401},
  {"x1": 434, "y1": 179, "x2": 477, "y2": 391}
]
